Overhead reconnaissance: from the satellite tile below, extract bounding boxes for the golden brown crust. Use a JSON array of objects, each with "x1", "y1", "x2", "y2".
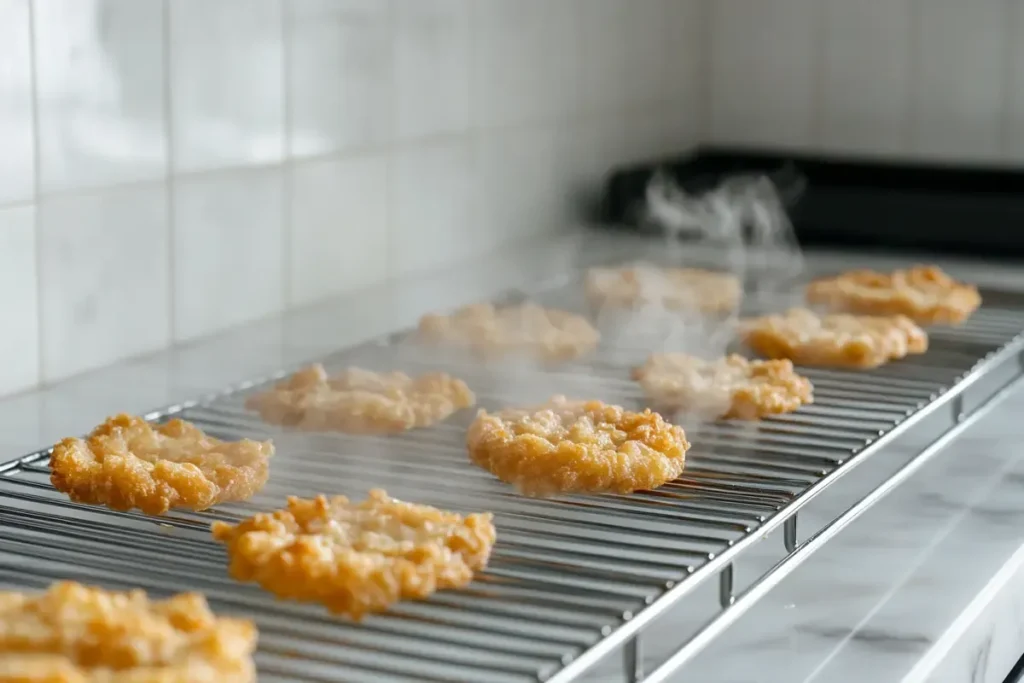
[
  {"x1": 211, "y1": 489, "x2": 496, "y2": 620},
  {"x1": 632, "y1": 353, "x2": 813, "y2": 420},
  {"x1": 49, "y1": 414, "x2": 274, "y2": 516},
  {"x1": 741, "y1": 308, "x2": 928, "y2": 369},
  {"x1": 244, "y1": 364, "x2": 475, "y2": 434},
  {"x1": 417, "y1": 303, "x2": 600, "y2": 362},
  {"x1": 0, "y1": 581, "x2": 257, "y2": 683},
  {"x1": 585, "y1": 266, "x2": 741, "y2": 313},
  {"x1": 466, "y1": 396, "x2": 689, "y2": 497},
  {"x1": 806, "y1": 265, "x2": 981, "y2": 325}
]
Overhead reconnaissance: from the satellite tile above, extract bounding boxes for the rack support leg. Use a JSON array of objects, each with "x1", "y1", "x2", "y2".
[
  {"x1": 718, "y1": 564, "x2": 735, "y2": 608},
  {"x1": 625, "y1": 636, "x2": 643, "y2": 682},
  {"x1": 784, "y1": 515, "x2": 798, "y2": 553}
]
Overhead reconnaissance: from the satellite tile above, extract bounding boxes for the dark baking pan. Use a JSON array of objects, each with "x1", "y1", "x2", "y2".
[{"x1": 600, "y1": 146, "x2": 1024, "y2": 258}]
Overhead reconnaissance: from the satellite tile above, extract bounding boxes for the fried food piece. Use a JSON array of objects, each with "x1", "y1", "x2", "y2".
[
  {"x1": 211, "y1": 489, "x2": 496, "y2": 620},
  {"x1": 244, "y1": 364, "x2": 475, "y2": 434},
  {"x1": 417, "y1": 302, "x2": 600, "y2": 362},
  {"x1": 632, "y1": 353, "x2": 813, "y2": 420},
  {"x1": 806, "y1": 265, "x2": 981, "y2": 325},
  {"x1": 741, "y1": 308, "x2": 928, "y2": 369},
  {"x1": 0, "y1": 581, "x2": 257, "y2": 683},
  {"x1": 49, "y1": 414, "x2": 274, "y2": 516},
  {"x1": 585, "y1": 266, "x2": 741, "y2": 313},
  {"x1": 466, "y1": 396, "x2": 689, "y2": 496}
]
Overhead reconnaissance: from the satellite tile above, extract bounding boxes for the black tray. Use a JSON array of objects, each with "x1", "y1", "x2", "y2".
[{"x1": 600, "y1": 146, "x2": 1024, "y2": 258}]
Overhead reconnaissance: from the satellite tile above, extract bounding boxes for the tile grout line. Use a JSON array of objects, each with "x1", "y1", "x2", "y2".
[
  {"x1": 280, "y1": 0, "x2": 293, "y2": 310},
  {"x1": 385, "y1": 0, "x2": 398, "y2": 282},
  {"x1": 162, "y1": 0, "x2": 177, "y2": 346},
  {"x1": 808, "y1": 0, "x2": 827, "y2": 148},
  {"x1": 0, "y1": 100, "x2": 681, "y2": 214},
  {"x1": 902, "y1": 0, "x2": 920, "y2": 155},
  {"x1": 26, "y1": 0, "x2": 45, "y2": 387},
  {"x1": 999, "y1": 1, "x2": 1017, "y2": 159}
]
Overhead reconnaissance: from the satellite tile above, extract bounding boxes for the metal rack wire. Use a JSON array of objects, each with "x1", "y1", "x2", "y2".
[{"x1": 2, "y1": 280, "x2": 1023, "y2": 682}]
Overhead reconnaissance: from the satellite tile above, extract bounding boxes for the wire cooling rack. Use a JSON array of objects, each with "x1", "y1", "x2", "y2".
[{"x1": 2, "y1": 279, "x2": 1023, "y2": 682}]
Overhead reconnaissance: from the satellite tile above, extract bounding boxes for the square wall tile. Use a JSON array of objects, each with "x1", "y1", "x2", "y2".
[
  {"x1": 556, "y1": 118, "x2": 628, "y2": 220},
  {"x1": 471, "y1": 0, "x2": 578, "y2": 129},
  {"x1": 33, "y1": 0, "x2": 166, "y2": 193},
  {"x1": 0, "y1": 0, "x2": 34, "y2": 205},
  {"x1": 578, "y1": 0, "x2": 627, "y2": 113},
  {"x1": 390, "y1": 140, "x2": 476, "y2": 275},
  {"x1": 169, "y1": 0, "x2": 285, "y2": 172},
  {"x1": 621, "y1": 0, "x2": 669, "y2": 107},
  {"x1": 0, "y1": 205, "x2": 39, "y2": 395},
  {"x1": 477, "y1": 126, "x2": 566, "y2": 249},
  {"x1": 619, "y1": 110, "x2": 674, "y2": 164},
  {"x1": 911, "y1": 0, "x2": 1006, "y2": 161},
  {"x1": 665, "y1": 0, "x2": 707, "y2": 107},
  {"x1": 0, "y1": 392, "x2": 43, "y2": 457},
  {"x1": 173, "y1": 169, "x2": 285, "y2": 342},
  {"x1": 392, "y1": 0, "x2": 471, "y2": 141},
  {"x1": 820, "y1": 0, "x2": 912, "y2": 155},
  {"x1": 664, "y1": 99, "x2": 702, "y2": 154},
  {"x1": 1009, "y1": 3, "x2": 1024, "y2": 159},
  {"x1": 708, "y1": 0, "x2": 820, "y2": 148},
  {"x1": 289, "y1": 153, "x2": 389, "y2": 307},
  {"x1": 287, "y1": 0, "x2": 391, "y2": 158},
  {"x1": 38, "y1": 184, "x2": 170, "y2": 382}
]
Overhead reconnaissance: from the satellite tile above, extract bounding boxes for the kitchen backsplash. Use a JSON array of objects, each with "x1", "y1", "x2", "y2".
[
  {"x1": 0, "y1": 0, "x2": 703, "y2": 397},
  {"x1": 706, "y1": 0, "x2": 1024, "y2": 160}
]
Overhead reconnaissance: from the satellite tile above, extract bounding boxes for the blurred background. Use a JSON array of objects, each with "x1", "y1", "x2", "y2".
[{"x1": 0, "y1": 0, "x2": 1019, "y2": 400}]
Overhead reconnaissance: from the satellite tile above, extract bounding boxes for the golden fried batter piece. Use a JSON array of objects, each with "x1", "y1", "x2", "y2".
[
  {"x1": 49, "y1": 414, "x2": 274, "y2": 516},
  {"x1": 585, "y1": 266, "x2": 741, "y2": 313},
  {"x1": 741, "y1": 308, "x2": 928, "y2": 369},
  {"x1": 211, "y1": 489, "x2": 496, "y2": 620},
  {"x1": 0, "y1": 581, "x2": 257, "y2": 683},
  {"x1": 806, "y1": 265, "x2": 981, "y2": 325},
  {"x1": 466, "y1": 396, "x2": 689, "y2": 497},
  {"x1": 632, "y1": 353, "x2": 813, "y2": 420},
  {"x1": 244, "y1": 364, "x2": 475, "y2": 434},
  {"x1": 417, "y1": 302, "x2": 600, "y2": 362}
]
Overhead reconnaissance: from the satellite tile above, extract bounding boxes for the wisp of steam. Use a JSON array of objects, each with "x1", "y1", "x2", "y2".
[
  {"x1": 644, "y1": 165, "x2": 806, "y2": 311},
  {"x1": 592, "y1": 167, "x2": 808, "y2": 431}
]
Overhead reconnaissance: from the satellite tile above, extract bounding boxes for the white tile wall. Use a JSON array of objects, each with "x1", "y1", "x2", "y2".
[
  {"x1": 287, "y1": 0, "x2": 391, "y2": 157},
  {"x1": 390, "y1": 139, "x2": 477, "y2": 275},
  {"x1": 4, "y1": 0, "x2": 1020, "y2": 400},
  {"x1": 392, "y1": 0, "x2": 471, "y2": 142},
  {"x1": 37, "y1": 184, "x2": 170, "y2": 382},
  {"x1": 168, "y1": 0, "x2": 285, "y2": 172},
  {"x1": 173, "y1": 169, "x2": 285, "y2": 342},
  {"x1": 707, "y1": 0, "x2": 1024, "y2": 163},
  {"x1": 0, "y1": 0, "x2": 704, "y2": 397},
  {"x1": 0, "y1": 0, "x2": 34, "y2": 205},
  {"x1": 33, "y1": 0, "x2": 167, "y2": 192},
  {"x1": 708, "y1": 0, "x2": 820, "y2": 149},
  {"x1": 288, "y1": 153, "x2": 389, "y2": 306},
  {"x1": 0, "y1": 206, "x2": 39, "y2": 393}
]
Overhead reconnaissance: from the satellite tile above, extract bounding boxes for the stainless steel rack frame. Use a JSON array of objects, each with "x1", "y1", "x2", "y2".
[{"x1": 2, "y1": 279, "x2": 1024, "y2": 683}]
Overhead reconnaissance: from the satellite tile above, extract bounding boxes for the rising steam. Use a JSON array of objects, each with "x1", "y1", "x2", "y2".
[{"x1": 589, "y1": 168, "x2": 808, "y2": 427}]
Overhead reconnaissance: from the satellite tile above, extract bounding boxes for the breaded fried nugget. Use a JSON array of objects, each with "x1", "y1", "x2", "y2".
[
  {"x1": 0, "y1": 581, "x2": 257, "y2": 683},
  {"x1": 632, "y1": 353, "x2": 813, "y2": 420},
  {"x1": 806, "y1": 265, "x2": 981, "y2": 325},
  {"x1": 466, "y1": 396, "x2": 689, "y2": 496},
  {"x1": 49, "y1": 414, "x2": 274, "y2": 515},
  {"x1": 585, "y1": 266, "x2": 741, "y2": 313},
  {"x1": 742, "y1": 308, "x2": 928, "y2": 369},
  {"x1": 211, "y1": 489, "x2": 496, "y2": 620},
  {"x1": 244, "y1": 364, "x2": 475, "y2": 434},
  {"x1": 417, "y1": 302, "x2": 600, "y2": 362}
]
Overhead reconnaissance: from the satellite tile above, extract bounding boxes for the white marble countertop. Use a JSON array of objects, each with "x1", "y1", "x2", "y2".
[{"x1": 3, "y1": 229, "x2": 1024, "y2": 683}]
